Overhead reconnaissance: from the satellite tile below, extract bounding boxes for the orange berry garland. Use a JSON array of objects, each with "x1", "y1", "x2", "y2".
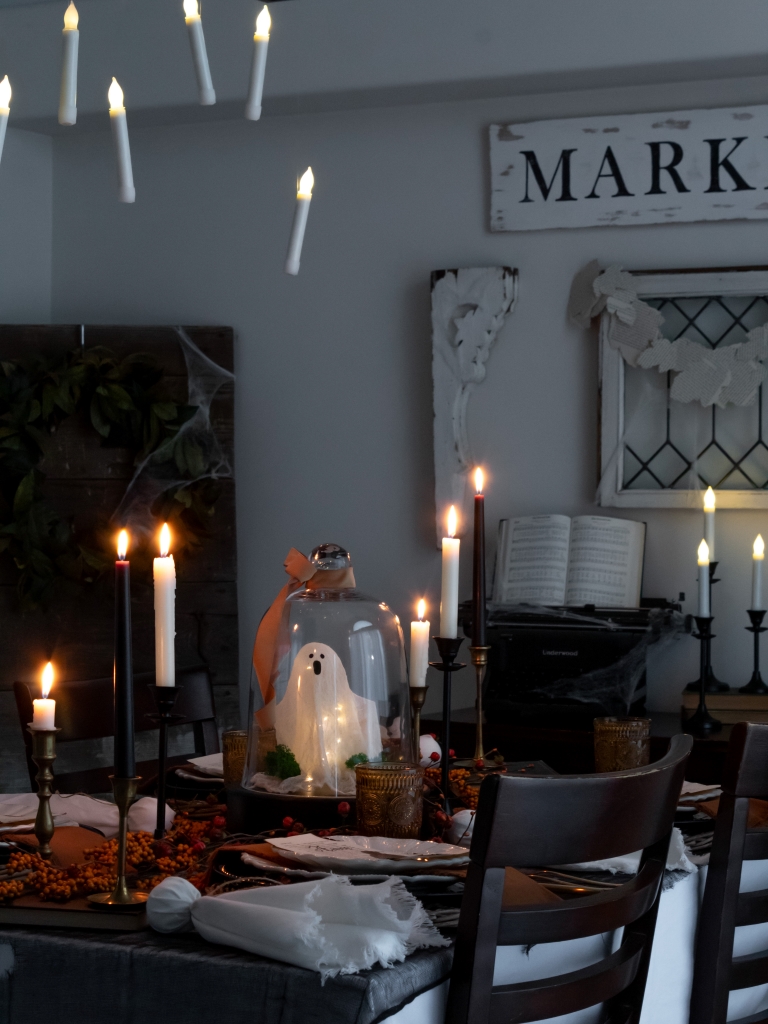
[{"x1": 0, "y1": 814, "x2": 225, "y2": 905}]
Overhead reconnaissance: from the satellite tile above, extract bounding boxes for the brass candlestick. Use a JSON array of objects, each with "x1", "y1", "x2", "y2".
[
  {"x1": 469, "y1": 645, "x2": 491, "y2": 762},
  {"x1": 410, "y1": 685, "x2": 428, "y2": 756},
  {"x1": 88, "y1": 776, "x2": 148, "y2": 909},
  {"x1": 28, "y1": 727, "x2": 60, "y2": 859}
]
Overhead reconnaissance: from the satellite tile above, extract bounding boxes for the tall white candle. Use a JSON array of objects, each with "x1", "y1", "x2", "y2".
[
  {"x1": 285, "y1": 167, "x2": 313, "y2": 276},
  {"x1": 59, "y1": 2, "x2": 79, "y2": 126},
  {"x1": 154, "y1": 523, "x2": 176, "y2": 687},
  {"x1": 753, "y1": 534, "x2": 765, "y2": 610},
  {"x1": 0, "y1": 77, "x2": 12, "y2": 167},
  {"x1": 698, "y1": 539, "x2": 711, "y2": 618},
  {"x1": 440, "y1": 505, "x2": 460, "y2": 638},
  {"x1": 245, "y1": 5, "x2": 270, "y2": 121},
  {"x1": 703, "y1": 486, "x2": 716, "y2": 562},
  {"x1": 183, "y1": 0, "x2": 216, "y2": 106},
  {"x1": 31, "y1": 662, "x2": 56, "y2": 730},
  {"x1": 410, "y1": 599, "x2": 430, "y2": 688},
  {"x1": 108, "y1": 78, "x2": 135, "y2": 203}
]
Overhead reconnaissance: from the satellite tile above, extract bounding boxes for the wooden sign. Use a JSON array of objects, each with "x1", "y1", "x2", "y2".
[{"x1": 490, "y1": 104, "x2": 768, "y2": 231}]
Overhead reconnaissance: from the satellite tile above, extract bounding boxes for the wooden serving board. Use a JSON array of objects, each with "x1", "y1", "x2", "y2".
[{"x1": 0, "y1": 896, "x2": 147, "y2": 931}]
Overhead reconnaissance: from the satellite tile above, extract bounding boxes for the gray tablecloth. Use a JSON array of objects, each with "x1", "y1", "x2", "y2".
[{"x1": 0, "y1": 926, "x2": 453, "y2": 1024}]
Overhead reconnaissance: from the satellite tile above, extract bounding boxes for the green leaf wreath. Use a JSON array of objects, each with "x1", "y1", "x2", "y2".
[{"x1": 0, "y1": 345, "x2": 225, "y2": 609}]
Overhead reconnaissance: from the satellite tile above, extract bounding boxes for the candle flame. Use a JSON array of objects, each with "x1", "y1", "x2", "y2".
[
  {"x1": 417, "y1": 599, "x2": 426, "y2": 621},
  {"x1": 0, "y1": 76, "x2": 11, "y2": 111},
  {"x1": 108, "y1": 78, "x2": 124, "y2": 111},
  {"x1": 755, "y1": 535, "x2": 765, "y2": 559},
  {"x1": 183, "y1": 0, "x2": 199, "y2": 17},
  {"x1": 64, "y1": 2, "x2": 79, "y2": 30},
  {"x1": 117, "y1": 529, "x2": 129, "y2": 559},
  {"x1": 159, "y1": 523, "x2": 171, "y2": 557},
  {"x1": 255, "y1": 4, "x2": 271, "y2": 36},
  {"x1": 41, "y1": 661, "x2": 54, "y2": 699},
  {"x1": 474, "y1": 467, "x2": 484, "y2": 494},
  {"x1": 698, "y1": 539, "x2": 710, "y2": 565},
  {"x1": 704, "y1": 486, "x2": 716, "y2": 512},
  {"x1": 297, "y1": 167, "x2": 314, "y2": 198},
  {"x1": 447, "y1": 505, "x2": 457, "y2": 538}
]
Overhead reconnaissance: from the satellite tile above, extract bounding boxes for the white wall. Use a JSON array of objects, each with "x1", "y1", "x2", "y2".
[
  {"x1": 45, "y1": 63, "x2": 768, "y2": 717},
  {"x1": 0, "y1": 127, "x2": 52, "y2": 321}
]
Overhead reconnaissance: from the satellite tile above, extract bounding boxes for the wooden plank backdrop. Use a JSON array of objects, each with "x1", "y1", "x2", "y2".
[{"x1": 0, "y1": 326, "x2": 238, "y2": 792}]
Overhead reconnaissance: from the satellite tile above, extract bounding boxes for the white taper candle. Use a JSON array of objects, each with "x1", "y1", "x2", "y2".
[
  {"x1": 753, "y1": 535, "x2": 765, "y2": 611},
  {"x1": 31, "y1": 662, "x2": 56, "y2": 730},
  {"x1": 184, "y1": 0, "x2": 216, "y2": 106},
  {"x1": 245, "y1": 5, "x2": 270, "y2": 120},
  {"x1": 698, "y1": 539, "x2": 710, "y2": 619},
  {"x1": 154, "y1": 524, "x2": 176, "y2": 687},
  {"x1": 59, "y1": 2, "x2": 79, "y2": 126},
  {"x1": 108, "y1": 79, "x2": 135, "y2": 203},
  {"x1": 410, "y1": 600, "x2": 430, "y2": 687},
  {"x1": 703, "y1": 486, "x2": 716, "y2": 562},
  {"x1": 0, "y1": 77, "x2": 12, "y2": 167},
  {"x1": 440, "y1": 506, "x2": 460, "y2": 638},
  {"x1": 285, "y1": 167, "x2": 313, "y2": 276}
]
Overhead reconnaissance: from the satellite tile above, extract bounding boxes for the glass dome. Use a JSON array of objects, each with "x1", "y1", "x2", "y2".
[{"x1": 244, "y1": 543, "x2": 412, "y2": 797}]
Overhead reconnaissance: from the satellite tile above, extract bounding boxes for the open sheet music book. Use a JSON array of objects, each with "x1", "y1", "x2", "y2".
[{"x1": 492, "y1": 515, "x2": 646, "y2": 608}]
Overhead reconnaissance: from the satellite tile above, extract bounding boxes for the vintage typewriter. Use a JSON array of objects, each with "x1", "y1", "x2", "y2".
[{"x1": 459, "y1": 599, "x2": 683, "y2": 728}]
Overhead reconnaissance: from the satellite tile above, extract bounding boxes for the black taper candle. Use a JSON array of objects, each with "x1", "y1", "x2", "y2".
[
  {"x1": 472, "y1": 473, "x2": 486, "y2": 647},
  {"x1": 114, "y1": 536, "x2": 135, "y2": 779}
]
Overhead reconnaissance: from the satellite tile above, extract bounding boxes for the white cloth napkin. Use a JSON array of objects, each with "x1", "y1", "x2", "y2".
[
  {"x1": 0, "y1": 793, "x2": 174, "y2": 839},
  {"x1": 147, "y1": 874, "x2": 450, "y2": 979},
  {"x1": 188, "y1": 753, "x2": 224, "y2": 778}
]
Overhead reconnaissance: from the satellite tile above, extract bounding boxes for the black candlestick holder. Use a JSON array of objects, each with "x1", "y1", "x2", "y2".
[
  {"x1": 683, "y1": 616, "x2": 722, "y2": 736},
  {"x1": 147, "y1": 685, "x2": 183, "y2": 839},
  {"x1": 685, "y1": 562, "x2": 729, "y2": 692},
  {"x1": 740, "y1": 610, "x2": 768, "y2": 694},
  {"x1": 429, "y1": 636, "x2": 465, "y2": 812}
]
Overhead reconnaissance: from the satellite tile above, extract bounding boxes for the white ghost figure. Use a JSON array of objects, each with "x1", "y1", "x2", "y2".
[{"x1": 275, "y1": 642, "x2": 381, "y2": 795}]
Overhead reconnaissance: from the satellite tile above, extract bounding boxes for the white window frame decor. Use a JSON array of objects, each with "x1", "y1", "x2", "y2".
[{"x1": 599, "y1": 266, "x2": 768, "y2": 509}]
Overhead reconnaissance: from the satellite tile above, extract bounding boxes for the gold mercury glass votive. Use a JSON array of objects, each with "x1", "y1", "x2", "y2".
[
  {"x1": 594, "y1": 716, "x2": 651, "y2": 773},
  {"x1": 222, "y1": 729, "x2": 248, "y2": 788},
  {"x1": 355, "y1": 762, "x2": 425, "y2": 839}
]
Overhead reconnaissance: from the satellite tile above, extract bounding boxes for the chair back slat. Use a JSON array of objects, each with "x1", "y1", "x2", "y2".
[
  {"x1": 743, "y1": 829, "x2": 768, "y2": 860},
  {"x1": 14, "y1": 666, "x2": 219, "y2": 793},
  {"x1": 472, "y1": 737, "x2": 689, "y2": 869},
  {"x1": 736, "y1": 888, "x2": 768, "y2": 927},
  {"x1": 691, "y1": 722, "x2": 768, "y2": 1024},
  {"x1": 447, "y1": 735, "x2": 691, "y2": 1024},
  {"x1": 488, "y1": 932, "x2": 645, "y2": 1024},
  {"x1": 731, "y1": 951, "x2": 768, "y2": 991},
  {"x1": 497, "y1": 854, "x2": 665, "y2": 946}
]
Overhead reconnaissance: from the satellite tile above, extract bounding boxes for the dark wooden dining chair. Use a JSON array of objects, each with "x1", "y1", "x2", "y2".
[
  {"x1": 14, "y1": 665, "x2": 220, "y2": 794},
  {"x1": 690, "y1": 721, "x2": 768, "y2": 1024},
  {"x1": 446, "y1": 733, "x2": 692, "y2": 1024}
]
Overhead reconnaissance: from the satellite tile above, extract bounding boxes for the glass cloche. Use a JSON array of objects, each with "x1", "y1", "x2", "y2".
[{"x1": 244, "y1": 543, "x2": 413, "y2": 797}]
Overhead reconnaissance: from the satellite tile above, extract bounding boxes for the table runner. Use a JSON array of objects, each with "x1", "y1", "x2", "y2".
[{"x1": 0, "y1": 926, "x2": 453, "y2": 1024}]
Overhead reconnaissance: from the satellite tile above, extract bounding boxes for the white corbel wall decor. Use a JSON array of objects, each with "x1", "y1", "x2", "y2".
[{"x1": 431, "y1": 266, "x2": 518, "y2": 544}]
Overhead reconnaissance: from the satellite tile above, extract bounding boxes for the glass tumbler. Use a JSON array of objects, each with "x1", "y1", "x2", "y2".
[
  {"x1": 594, "y1": 717, "x2": 651, "y2": 773},
  {"x1": 355, "y1": 762, "x2": 424, "y2": 838},
  {"x1": 223, "y1": 729, "x2": 248, "y2": 788}
]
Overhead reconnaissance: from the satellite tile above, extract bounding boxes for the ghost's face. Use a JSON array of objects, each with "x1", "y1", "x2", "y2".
[{"x1": 304, "y1": 646, "x2": 328, "y2": 678}]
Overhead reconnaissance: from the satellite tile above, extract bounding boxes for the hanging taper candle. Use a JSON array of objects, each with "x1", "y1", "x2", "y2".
[
  {"x1": 183, "y1": 0, "x2": 216, "y2": 106},
  {"x1": 0, "y1": 77, "x2": 12, "y2": 167},
  {"x1": 285, "y1": 167, "x2": 314, "y2": 276},
  {"x1": 108, "y1": 78, "x2": 135, "y2": 203},
  {"x1": 59, "y1": 2, "x2": 79, "y2": 126},
  {"x1": 245, "y1": 5, "x2": 271, "y2": 121}
]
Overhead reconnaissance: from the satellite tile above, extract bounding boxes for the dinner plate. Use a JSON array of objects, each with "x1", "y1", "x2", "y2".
[{"x1": 265, "y1": 834, "x2": 470, "y2": 873}]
